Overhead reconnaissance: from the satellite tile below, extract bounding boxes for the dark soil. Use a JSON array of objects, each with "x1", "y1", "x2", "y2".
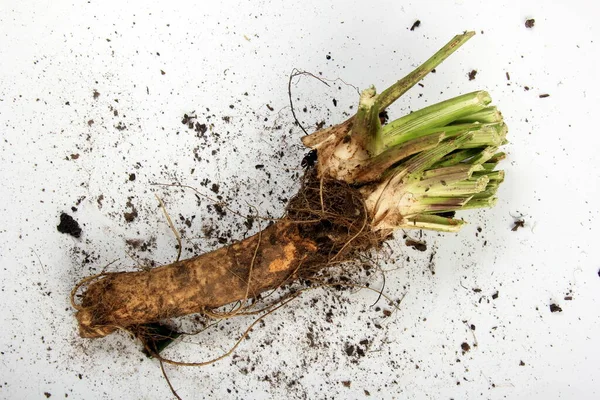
[
  {"x1": 405, "y1": 238, "x2": 427, "y2": 252},
  {"x1": 525, "y1": 19, "x2": 535, "y2": 28},
  {"x1": 57, "y1": 213, "x2": 82, "y2": 238},
  {"x1": 549, "y1": 303, "x2": 562, "y2": 313},
  {"x1": 468, "y1": 70, "x2": 477, "y2": 81},
  {"x1": 124, "y1": 198, "x2": 138, "y2": 223},
  {"x1": 511, "y1": 219, "x2": 525, "y2": 231},
  {"x1": 539, "y1": 94, "x2": 550, "y2": 98},
  {"x1": 410, "y1": 20, "x2": 421, "y2": 31}
]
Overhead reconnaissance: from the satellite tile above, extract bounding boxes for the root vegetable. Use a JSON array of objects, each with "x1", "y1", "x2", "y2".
[{"x1": 72, "y1": 32, "x2": 507, "y2": 350}]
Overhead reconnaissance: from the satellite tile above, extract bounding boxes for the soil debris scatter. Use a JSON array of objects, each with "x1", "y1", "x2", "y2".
[{"x1": 57, "y1": 213, "x2": 82, "y2": 238}]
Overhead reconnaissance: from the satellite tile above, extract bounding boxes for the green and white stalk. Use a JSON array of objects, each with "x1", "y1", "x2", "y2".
[{"x1": 302, "y1": 32, "x2": 507, "y2": 233}]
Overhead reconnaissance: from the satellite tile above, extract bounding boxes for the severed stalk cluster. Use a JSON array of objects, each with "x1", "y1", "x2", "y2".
[{"x1": 302, "y1": 31, "x2": 506, "y2": 234}]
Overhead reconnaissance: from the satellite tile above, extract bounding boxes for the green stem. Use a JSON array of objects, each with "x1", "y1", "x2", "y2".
[
  {"x1": 382, "y1": 91, "x2": 491, "y2": 148},
  {"x1": 352, "y1": 133, "x2": 443, "y2": 184},
  {"x1": 403, "y1": 215, "x2": 465, "y2": 232},
  {"x1": 377, "y1": 31, "x2": 476, "y2": 112},
  {"x1": 452, "y1": 106, "x2": 503, "y2": 124},
  {"x1": 351, "y1": 86, "x2": 383, "y2": 156}
]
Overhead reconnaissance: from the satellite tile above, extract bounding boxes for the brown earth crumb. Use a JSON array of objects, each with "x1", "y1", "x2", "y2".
[
  {"x1": 492, "y1": 291, "x2": 499, "y2": 300},
  {"x1": 97, "y1": 194, "x2": 104, "y2": 209},
  {"x1": 539, "y1": 94, "x2": 550, "y2": 98},
  {"x1": 160, "y1": 70, "x2": 166, "y2": 75},
  {"x1": 364, "y1": 390, "x2": 371, "y2": 396},
  {"x1": 266, "y1": 104, "x2": 274, "y2": 111},
  {"x1": 57, "y1": 213, "x2": 82, "y2": 238},
  {"x1": 87, "y1": 119, "x2": 94, "y2": 126},
  {"x1": 520, "y1": 360, "x2": 526, "y2": 366},
  {"x1": 410, "y1": 20, "x2": 421, "y2": 31},
  {"x1": 461, "y1": 342, "x2": 471, "y2": 353},
  {"x1": 125, "y1": 239, "x2": 143, "y2": 249},
  {"x1": 525, "y1": 19, "x2": 535, "y2": 28},
  {"x1": 124, "y1": 198, "x2": 138, "y2": 223},
  {"x1": 512, "y1": 219, "x2": 525, "y2": 231},
  {"x1": 378, "y1": 110, "x2": 389, "y2": 125},
  {"x1": 93, "y1": 90, "x2": 100, "y2": 99},
  {"x1": 405, "y1": 238, "x2": 427, "y2": 252},
  {"x1": 44, "y1": 393, "x2": 51, "y2": 398},
  {"x1": 341, "y1": 381, "x2": 351, "y2": 388},
  {"x1": 70, "y1": 154, "x2": 80, "y2": 160},
  {"x1": 468, "y1": 70, "x2": 478, "y2": 81},
  {"x1": 549, "y1": 303, "x2": 562, "y2": 313},
  {"x1": 564, "y1": 296, "x2": 573, "y2": 301}
]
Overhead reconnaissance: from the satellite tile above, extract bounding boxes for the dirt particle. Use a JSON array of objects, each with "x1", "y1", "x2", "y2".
[
  {"x1": 525, "y1": 19, "x2": 535, "y2": 28},
  {"x1": 93, "y1": 90, "x2": 100, "y2": 99},
  {"x1": 266, "y1": 104, "x2": 274, "y2": 111},
  {"x1": 70, "y1": 153, "x2": 80, "y2": 160},
  {"x1": 468, "y1": 70, "x2": 478, "y2": 81},
  {"x1": 44, "y1": 393, "x2": 51, "y2": 398},
  {"x1": 378, "y1": 110, "x2": 389, "y2": 125},
  {"x1": 57, "y1": 213, "x2": 82, "y2": 238},
  {"x1": 97, "y1": 194, "x2": 104, "y2": 209},
  {"x1": 405, "y1": 238, "x2": 427, "y2": 252},
  {"x1": 382, "y1": 309, "x2": 392, "y2": 317},
  {"x1": 125, "y1": 239, "x2": 142, "y2": 249},
  {"x1": 519, "y1": 360, "x2": 526, "y2": 366},
  {"x1": 461, "y1": 342, "x2": 471, "y2": 353},
  {"x1": 539, "y1": 94, "x2": 550, "y2": 98},
  {"x1": 160, "y1": 69, "x2": 166, "y2": 75},
  {"x1": 549, "y1": 303, "x2": 562, "y2": 313},
  {"x1": 210, "y1": 183, "x2": 220, "y2": 194},
  {"x1": 124, "y1": 198, "x2": 138, "y2": 223},
  {"x1": 512, "y1": 219, "x2": 525, "y2": 231},
  {"x1": 129, "y1": 173, "x2": 136, "y2": 181},
  {"x1": 345, "y1": 344, "x2": 355, "y2": 356},
  {"x1": 255, "y1": 164, "x2": 264, "y2": 169},
  {"x1": 364, "y1": 390, "x2": 371, "y2": 396},
  {"x1": 87, "y1": 119, "x2": 94, "y2": 126},
  {"x1": 410, "y1": 20, "x2": 421, "y2": 31},
  {"x1": 506, "y1": 72, "x2": 511, "y2": 80},
  {"x1": 564, "y1": 296, "x2": 573, "y2": 301},
  {"x1": 492, "y1": 291, "x2": 499, "y2": 300},
  {"x1": 341, "y1": 381, "x2": 351, "y2": 388}
]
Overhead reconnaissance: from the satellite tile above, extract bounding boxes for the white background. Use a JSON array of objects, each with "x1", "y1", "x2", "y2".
[{"x1": 1, "y1": 0, "x2": 599, "y2": 399}]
